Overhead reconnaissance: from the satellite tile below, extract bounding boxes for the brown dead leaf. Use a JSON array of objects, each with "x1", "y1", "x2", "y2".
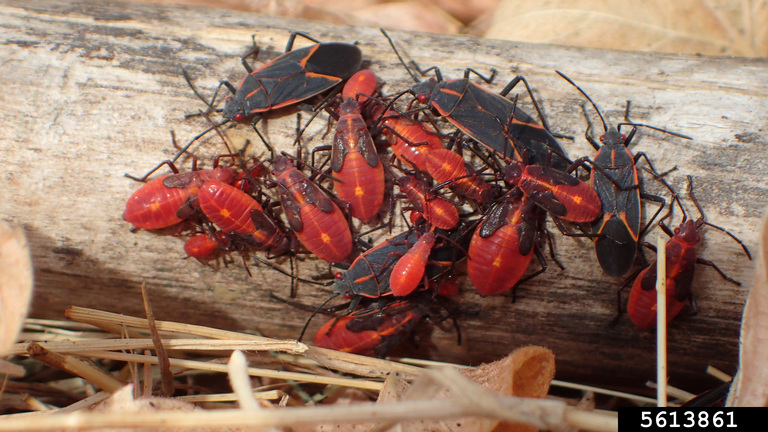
[
  {"x1": 484, "y1": 0, "x2": 768, "y2": 57},
  {"x1": 0, "y1": 222, "x2": 33, "y2": 356},
  {"x1": 400, "y1": 346, "x2": 555, "y2": 432},
  {"x1": 428, "y1": 0, "x2": 502, "y2": 25},
  {"x1": 352, "y1": 1, "x2": 462, "y2": 34},
  {"x1": 728, "y1": 210, "x2": 768, "y2": 406}
]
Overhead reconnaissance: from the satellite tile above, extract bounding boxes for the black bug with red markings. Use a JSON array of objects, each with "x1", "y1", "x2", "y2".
[
  {"x1": 189, "y1": 32, "x2": 363, "y2": 124},
  {"x1": 557, "y1": 71, "x2": 691, "y2": 278},
  {"x1": 381, "y1": 29, "x2": 570, "y2": 172}
]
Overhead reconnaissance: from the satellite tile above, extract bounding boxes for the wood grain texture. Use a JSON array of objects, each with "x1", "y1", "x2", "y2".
[{"x1": 2, "y1": 0, "x2": 767, "y2": 396}]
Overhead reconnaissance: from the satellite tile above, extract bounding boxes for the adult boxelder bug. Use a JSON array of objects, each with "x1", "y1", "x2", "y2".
[
  {"x1": 271, "y1": 155, "x2": 353, "y2": 263},
  {"x1": 174, "y1": 33, "x2": 363, "y2": 165},
  {"x1": 557, "y1": 71, "x2": 691, "y2": 278},
  {"x1": 381, "y1": 29, "x2": 569, "y2": 171},
  {"x1": 313, "y1": 298, "x2": 430, "y2": 357},
  {"x1": 467, "y1": 192, "x2": 551, "y2": 297},
  {"x1": 191, "y1": 33, "x2": 363, "y2": 125},
  {"x1": 624, "y1": 176, "x2": 751, "y2": 330}
]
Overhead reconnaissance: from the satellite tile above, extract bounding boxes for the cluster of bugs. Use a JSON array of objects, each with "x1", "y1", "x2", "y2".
[{"x1": 123, "y1": 30, "x2": 751, "y2": 358}]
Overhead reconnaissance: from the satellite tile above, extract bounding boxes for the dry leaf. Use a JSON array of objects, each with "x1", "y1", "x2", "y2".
[
  {"x1": 484, "y1": 0, "x2": 768, "y2": 57},
  {"x1": 727, "y1": 210, "x2": 768, "y2": 406},
  {"x1": 400, "y1": 346, "x2": 555, "y2": 432},
  {"x1": 0, "y1": 221, "x2": 33, "y2": 356},
  {"x1": 428, "y1": 0, "x2": 502, "y2": 25},
  {"x1": 351, "y1": 1, "x2": 463, "y2": 34}
]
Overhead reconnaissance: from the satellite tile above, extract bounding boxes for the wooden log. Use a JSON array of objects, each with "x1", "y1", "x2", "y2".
[{"x1": 2, "y1": 0, "x2": 767, "y2": 396}]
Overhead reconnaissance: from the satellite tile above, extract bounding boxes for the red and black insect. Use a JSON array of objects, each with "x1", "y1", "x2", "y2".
[
  {"x1": 389, "y1": 231, "x2": 437, "y2": 296},
  {"x1": 123, "y1": 175, "x2": 193, "y2": 230},
  {"x1": 171, "y1": 33, "x2": 363, "y2": 167},
  {"x1": 341, "y1": 69, "x2": 379, "y2": 103},
  {"x1": 558, "y1": 71, "x2": 691, "y2": 278},
  {"x1": 623, "y1": 176, "x2": 751, "y2": 330},
  {"x1": 502, "y1": 159, "x2": 602, "y2": 225},
  {"x1": 271, "y1": 155, "x2": 353, "y2": 263},
  {"x1": 333, "y1": 223, "x2": 470, "y2": 304},
  {"x1": 395, "y1": 174, "x2": 459, "y2": 230},
  {"x1": 425, "y1": 147, "x2": 498, "y2": 205},
  {"x1": 381, "y1": 29, "x2": 569, "y2": 172},
  {"x1": 184, "y1": 231, "x2": 233, "y2": 265},
  {"x1": 197, "y1": 181, "x2": 291, "y2": 255},
  {"x1": 325, "y1": 72, "x2": 386, "y2": 223},
  {"x1": 369, "y1": 106, "x2": 444, "y2": 172},
  {"x1": 467, "y1": 192, "x2": 551, "y2": 297},
  {"x1": 190, "y1": 33, "x2": 363, "y2": 125},
  {"x1": 313, "y1": 298, "x2": 430, "y2": 357}
]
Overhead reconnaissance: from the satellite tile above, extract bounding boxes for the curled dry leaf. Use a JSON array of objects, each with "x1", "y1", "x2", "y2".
[
  {"x1": 399, "y1": 346, "x2": 555, "y2": 432},
  {"x1": 484, "y1": 0, "x2": 768, "y2": 57},
  {"x1": 0, "y1": 221, "x2": 33, "y2": 356},
  {"x1": 293, "y1": 347, "x2": 554, "y2": 432},
  {"x1": 727, "y1": 210, "x2": 768, "y2": 406}
]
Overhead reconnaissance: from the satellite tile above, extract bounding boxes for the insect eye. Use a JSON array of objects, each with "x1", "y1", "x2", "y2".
[
  {"x1": 334, "y1": 272, "x2": 343, "y2": 279},
  {"x1": 234, "y1": 112, "x2": 245, "y2": 122},
  {"x1": 674, "y1": 227, "x2": 681, "y2": 235},
  {"x1": 599, "y1": 134, "x2": 606, "y2": 143},
  {"x1": 417, "y1": 94, "x2": 428, "y2": 104},
  {"x1": 343, "y1": 293, "x2": 353, "y2": 300},
  {"x1": 620, "y1": 134, "x2": 627, "y2": 142}
]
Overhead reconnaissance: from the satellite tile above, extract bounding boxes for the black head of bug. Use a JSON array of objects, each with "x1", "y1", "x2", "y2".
[{"x1": 222, "y1": 96, "x2": 246, "y2": 122}]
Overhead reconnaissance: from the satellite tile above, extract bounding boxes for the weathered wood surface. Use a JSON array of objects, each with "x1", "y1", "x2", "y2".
[{"x1": 2, "y1": 0, "x2": 767, "y2": 395}]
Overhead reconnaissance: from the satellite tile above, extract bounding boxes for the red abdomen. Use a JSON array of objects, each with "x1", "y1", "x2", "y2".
[
  {"x1": 123, "y1": 176, "x2": 189, "y2": 230},
  {"x1": 468, "y1": 221, "x2": 532, "y2": 296},
  {"x1": 295, "y1": 204, "x2": 353, "y2": 263},
  {"x1": 335, "y1": 152, "x2": 385, "y2": 223}
]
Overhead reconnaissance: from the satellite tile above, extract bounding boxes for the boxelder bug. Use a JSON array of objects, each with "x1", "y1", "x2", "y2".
[
  {"x1": 197, "y1": 181, "x2": 291, "y2": 255},
  {"x1": 192, "y1": 32, "x2": 363, "y2": 124},
  {"x1": 175, "y1": 33, "x2": 363, "y2": 164},
  {"x1": 123, "y1": 175, "x2": 192, "y2": 230},
  {"x1": 502, "y1": 158, "x2": 602, "y2": 224},
  {"x1": 425, "y1": 147, "x2": 498, "y2": 205},
  {"x1": 326, "y1": 72, "x2": 386, "y2": 223},
  {"x1": 369, "y1": 106, "x2": 445, "y2": 172},
  {"x1": 184, "y1": 231, "x2": 233, "y2": 265},
  {"x1": 395, "y1": 174, "x2": 460, "y2": 230},
  {"x1": 271, "y1": 155, "x2": 353, "y2": 263},
  {"x1": 313, "y1": 298, "x2": 430, "y2": 357},
  {"x1": 341, "y1": 69, "x2": 379, "y2": 103},
  {"x1": 623, "y1": 176, "x2": 751, "y2": 330},
  {"x1": 389, "y1": 231, "x2": 437, "y2": 296},
  {"x1": 381, "y1": 29, "x2": 569, "y2": 171},
  {"x1": 467, "y1": 192, "x2": 551, "y2": 297},
  {"x1": 558, "y1": 71, "x2": 692, "y2": 278}
]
